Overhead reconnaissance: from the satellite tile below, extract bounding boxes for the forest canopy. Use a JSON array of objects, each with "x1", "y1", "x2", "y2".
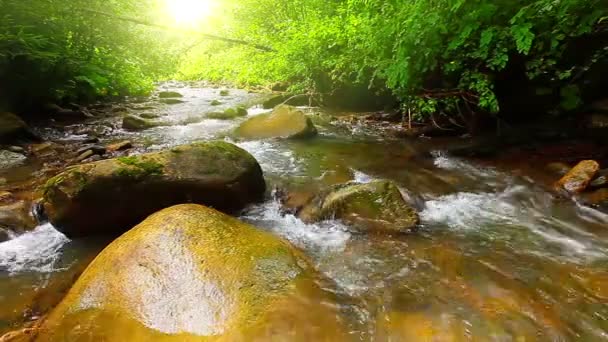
[{"x1": 1, "y1": 0, "x2": 606, "y2": 119}]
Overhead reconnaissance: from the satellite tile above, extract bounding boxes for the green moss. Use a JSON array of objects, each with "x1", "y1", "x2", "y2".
[
  {"x1": 116, "y1": 156, "x2": 164, "y2": 179},
  {"x1": 42, "y1": 174, "x2": 65, "y2": 198}
]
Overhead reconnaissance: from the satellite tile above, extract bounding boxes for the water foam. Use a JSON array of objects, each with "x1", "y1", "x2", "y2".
[
  {"x1": 421, "y1": 185, "x2": 607, "y2": 261},
  {"x1": 235, "y1": 140, "x2": 303, "y2": 176},
  {"x1": 241, "y1": 200, "x2": 351, "y2": 253},
  {"x1": 0, "y1": 224, "x2": 70, "y2": 274}
]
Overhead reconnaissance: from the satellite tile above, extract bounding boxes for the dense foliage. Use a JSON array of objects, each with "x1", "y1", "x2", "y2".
[
  {"x1": 0, "y1": 0, "x2": 185, "y2": 112},
  {"x1": 2, "y1": 0, "x2": 606, "y2": 121},
  {"x1": 180, "y1": 0, "x2": 607, "y2": 118}
]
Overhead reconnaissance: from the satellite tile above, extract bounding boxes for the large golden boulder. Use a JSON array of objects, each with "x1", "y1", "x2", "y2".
[{"x1": 36, "y1": 204, "x2": 346, "y2": 341}]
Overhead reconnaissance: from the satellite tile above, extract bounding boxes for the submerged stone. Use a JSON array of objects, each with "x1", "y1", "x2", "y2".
[
  {"x1": 206, "y1": 106, "x2": 248, "y2": 120},
  {"x1": 122, "y1": 115, "x2": 160, "y2": 131},
  {"x1": 158, "y1": 91, "x2": 183, "y2": 99},
  {"x1": 36, "y1": 204, "x2": 346, "y2": 341},
  {"x1": 0, "y1": 150, "x2": 26, "y2": 170},
  {"x1": 555, "y1": 160, "x2": 600, "y2": 194},
  {"x1": 236, "y1": 105, "x2": 317, "y2": 140},
  {"x1": 42, "y1": 141, "x2": 265, "y2": 237},
  {"x1": 298, "y1": 180, "x2": 419, "y2": 234}
]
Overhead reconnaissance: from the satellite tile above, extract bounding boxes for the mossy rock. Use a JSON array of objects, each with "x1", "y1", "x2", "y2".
[
  {"x1": 206, "y1": 106, "x2": 248, "y2": 120},
  {"x1": 235, "y1": 105, "x2": 317, "y2": 140},
  {"x1": 42, "y1": 141, "x2": 265, "y2": 237},
  {"x1": 210, "y1": 99, "x2": 222, "y2": 106},
  {"x1": 299, "y1": 180, "x2": 419, "y2": 234},
  {"x1": 36, "y1": 204, "x2": 346, "y2": 341},
  {"x1": 219, "y1": 89, "x2": 230, "y2": 96},
  {"x1": 158, "y1": 91, "x2": 183, "y2": 99},
  {"x1": 122, "y1": 115, "x2": 160, "y2": 131},
  {"x1": 0, "y1": 112, "x2": 29, "y2": 143}
]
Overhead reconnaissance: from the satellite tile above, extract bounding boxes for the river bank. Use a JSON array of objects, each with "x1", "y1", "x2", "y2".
[{"x1": 1, "y1": 83, "x2": 607, "y2": 340}]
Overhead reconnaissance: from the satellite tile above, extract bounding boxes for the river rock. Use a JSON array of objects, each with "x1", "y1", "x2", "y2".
[
  {"x1": 36, "y1": 204, "x2": 346, "y2": 341},
  {"x1": 206, "y1": 106, "x2": 248, "y2": 120},
  {"x1": 158, "y1": 91, "x2": 183, "y2": 99},
  {"x1": 122, "y1": 114, "x2": 160, "y2": 131},
  {"x1": 76, "y1": 144, "x2": 106, "y2": 156},
  {"x1": 555, "y1": 160, "x2": 600, "y2": 194},
  {"x1": 0, "y1": 201, "x2": 37, "y2": 234},
  {"x1": 42, "y1": 141, "x2": 265, "y2": 237},
  {"x1": 219, "y1": 89, "x2": 230, "y2": 96},
  {"x1": 75, "y1": 150, "x2": 94, "y2": 162},
  {"x1": 0, "y1": 150, "x2": 26, "y2": 170},
  {"x1": 106, "y1": 140, "x2": 133, "y2": 152},
  {"x1": 0, "y1": 112, "x2": 30, "y2": 143},
  {"x1": 298, "y1": 180, "x2": 419, "y2": 234},
  {"x1": 210, "y1": 99, "x2": 222, "y2": 106},
  {"x1": 236, "y1": 105, "x2": 317, "y2": 140}
]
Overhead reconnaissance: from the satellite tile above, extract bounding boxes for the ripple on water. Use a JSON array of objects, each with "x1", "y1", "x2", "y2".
[
  {"x1": 0, "y1": 224, "x2": 69, "y2": 274},
  {"x1": 235, "y1": 140, "x2": 304, "y2": 176},
  {"x1": 421, "y1": 174, "x2": 608, "y2": 263},
  {"x1": 241, "y1": 200, "x2": 350, "y2": 254}
]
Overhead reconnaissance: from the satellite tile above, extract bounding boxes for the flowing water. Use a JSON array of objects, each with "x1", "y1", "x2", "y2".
[{"x1": 1, "y1": 84, "x2": 607, "y2": 340}]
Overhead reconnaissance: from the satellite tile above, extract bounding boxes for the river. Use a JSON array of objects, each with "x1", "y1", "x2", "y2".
[{"x1": 1, "y1": 83, "x2": 607, "y2": 340}]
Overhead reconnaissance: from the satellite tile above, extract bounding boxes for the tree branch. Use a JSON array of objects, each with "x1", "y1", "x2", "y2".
[{"x1": 75, "y1": 9, "x2": 276, "y2": 52}]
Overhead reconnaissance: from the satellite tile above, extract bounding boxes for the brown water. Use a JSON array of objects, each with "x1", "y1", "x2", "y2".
[{"x1": 1, "y1": 83, "x2": 607, "y2": 340}]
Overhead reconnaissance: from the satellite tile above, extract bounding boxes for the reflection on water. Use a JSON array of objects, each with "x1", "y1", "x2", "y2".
[{"x1": 1, "y1": 85, "x2": 607, "y2": 339}]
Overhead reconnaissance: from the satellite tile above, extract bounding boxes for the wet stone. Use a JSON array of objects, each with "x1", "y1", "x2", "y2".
[
  {"x1": 158, "y1": 91, "x2": 183, "y2": 99},
  {"x1": 75, "y1": 150, "x2": 94, "y2": 162},
  {"x1": 106, "y1": 140, "x2": 133, "y2": 152},
  {"x1": 555, "y1": 160, "x2": 600, "y2": 194},
  {"x1": 0, "y1": 150, "x2": 26, "y2": 170},
  {"x1": 76, "y1": 145, "x2": 106, "y2": 156}
]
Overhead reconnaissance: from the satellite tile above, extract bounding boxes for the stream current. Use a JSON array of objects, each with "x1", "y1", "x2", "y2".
[{"x1": 1, "y1": 83, "x2": 607, "y2": 340}]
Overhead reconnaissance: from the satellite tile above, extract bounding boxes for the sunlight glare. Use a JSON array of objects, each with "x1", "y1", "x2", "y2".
[{"x1": 165, "y1": 0, "x2": 216, "y2": 26}]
